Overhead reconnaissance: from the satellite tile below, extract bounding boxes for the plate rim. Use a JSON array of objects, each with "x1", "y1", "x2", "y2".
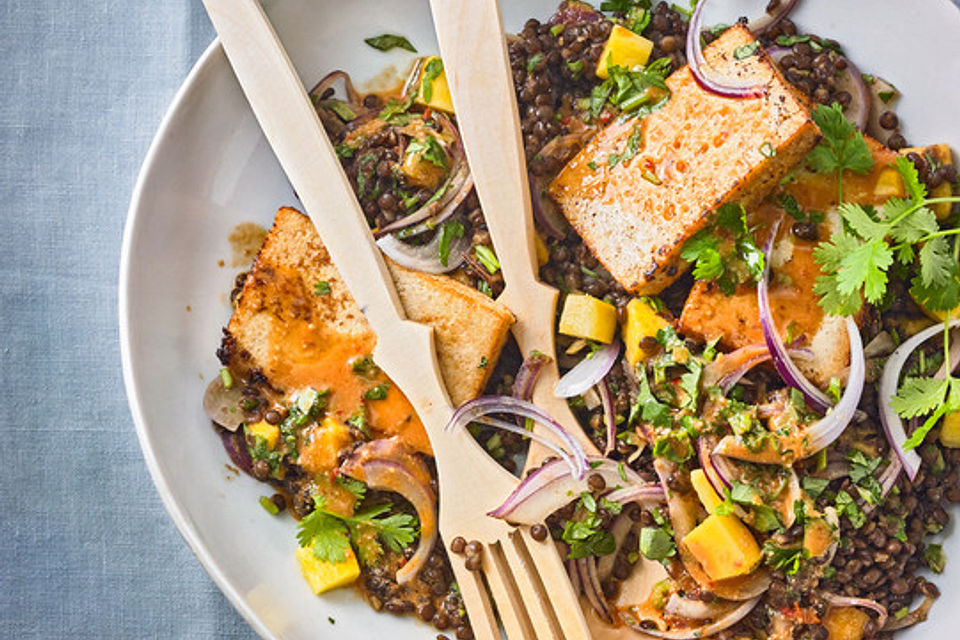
[{"x1": 119, "y1": 36, "x2": 276, "y2": 640}]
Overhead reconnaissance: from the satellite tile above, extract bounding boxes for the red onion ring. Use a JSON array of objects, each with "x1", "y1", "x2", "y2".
[
  {"x1": 555, "y1": 340, "x2": 621, "y2": 398},
  {"x1": 375, "y1": 215, "x2": 471, "y2": 273},
  {"x1": 878, "y1": 320, "x2": 960, "y2": 481},
  {"x1": 341, "y1": 441, "x2": 437, "y2": 585},
  {"x1": 488, "y1": 457, "x2": 663, "y2": 523},
  {"x1": 219, "y1": 429, "x2": 254, "y2": 475},
  {"x1": 530, "y1": 174, "x2": 570, "y2": 239},
  {"x1": 702, "y1": 343, "x2": 814, "y2": 393},
  {"x1": 447, "y1": 396, "x2": 590, "y2": 478},
  {"x1": 821, "y1": 592, "x2": 888, "y2": 629},
  {"x1": 578, "y1": 556, "x2": 612, "y2": 623},
  {"x1": 686, "y1": 0, "x2": 767, "y2": 98},
  {"x1": 622, "y1": 596, "x2": 762, "y2": 639},
  {"x1": 663, "y1": 593, "x2": 738, "y2": 620},
  {"x1": 598, "y1": 378, "x2": 617, "y2": 456},
  {"x1": 883, "y1": 593, "x2": 936, "y2": 631},
  {"x1": 567, "y1": 557, "x2": 582, "y2": 595},
  {"x1": 204, "y1": 376, "x2": 247, "y2": 432},
  {"x1": 308, "y1": 70, "x2": 363, "y2": 109},
  {"x1": 597, "y1": 514, "x2": 636, "y2": 580},
  {"x1": 513, "y1": 351, "x2": 552, "y2": 402},
  {"x1": 832, "y1": 55, "x2": 870, "y2": 131}
]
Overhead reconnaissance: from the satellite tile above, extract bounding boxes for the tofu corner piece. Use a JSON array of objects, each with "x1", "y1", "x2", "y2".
[{"x1": 548, "y1": 25, "x2": 819, "y2": 295}]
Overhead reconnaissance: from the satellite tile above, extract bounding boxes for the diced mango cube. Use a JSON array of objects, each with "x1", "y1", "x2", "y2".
[
  {"x1": 246, "y1": 420, "x2": 280, "y2": 450},
  {"x1": 596, "y1": 25, "x2": 654, "y2": 79},
  {"x1": 298, "y1": 418, "x2": 355, "y2": 474},
  {"x1": 559, "y1": 293, "x2": 618, "y2": 343},
  {"x1": 535, "y1": 232, "x2": 550, "y2": 267},
  {"x1": 400, "y1": 144, "x2": 446, "y2": 190},
  {"x1": 803, "y1": 517, "x2": 835, "y2": 558},
  {"x1": 690, "y1": 469, "x2": 724, "y2": 513},
  {"x1": 413, "y1": 56, "x2": 454, "y2": 113},
  {"x1": 822, "y1": 606, "x2": 870, "y2": 640},
  {"x1": 682, "y1": 514, "x2": 762, "y2": 581},
  {"x1": 296, "y1": 545, "x2": 360, "y2": 594},
  {"x1": 931, "y1": 181, "x2": 955, "y2": 220},
  {"x1": 941, "y1": 410, "x2": 960, "y2": 448},
  {"x1": 623, "y1": 298, "x2": 669, "y2": 366}
]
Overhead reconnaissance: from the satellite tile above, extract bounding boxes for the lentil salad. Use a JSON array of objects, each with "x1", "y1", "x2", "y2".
[{"x1": 204, "y1": 2, "x2": 960, "y2": 638}]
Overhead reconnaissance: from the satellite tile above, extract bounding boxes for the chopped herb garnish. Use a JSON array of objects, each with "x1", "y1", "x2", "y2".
[
  {"x1": 587, "y1": 160, "x2": 599, "y2": 170},
  {"x1": 297, "y1": 496, "x2": 417, "y2": 565},
  {"x1": 364, "y1": 383, "x2": 390, "y2": 401},
  {"x1": 639, "y1": 526, "x2": 676, "y2": 563},
  {"x1": 835, "y1": 489, "x2": 866, "y2": 528},
  {"x1": 479, "y1": 356, "x2": 488, "y2": 369},
  {"x1": 334, "y1": 143, "x2": 355, "y2": 159},
  {"x1": 437, "y1": 219, "x2": 465, "y2": 267},
  {"x1": 759, "y1": 141, "x2": 776, "y2": 158},
  {"x1": 421, "y1": 57, "x2": 444, "y2": 103},
  {"x1": 406, "y1": 135, "x2": 448, "y2": 169},
  {"x1": 474, "y1": 245, "x2": 501, "y2": 274},
  {"x1": 219, "y1": 368, "x2": 234, "y2": 389},
  {"x1": 351, "y1": 355, "x2": 378, "y2": 376},
  {"x1": 364, "y1": 33, "x2": 417, "y2": 53},
  {"x1": 566, "y1": 59, "x2": 585, "y2": 77},
  {"x1": 314, "y1": 280, "x2": 331, "y2": 295},
  {"x1": 762, "y1": 541, "x2": 808, "y2": 574},
  {"x1": 526, "y1": 53, "x2": 544, "y2": 73},
  {"x1": 924, "y1": 543, "x2": 946, "y2": 573},
  {"x1": 550, "y1": 23, "x2": 565, "y2": 37},
  {"x1": 378, "y1": 93, "x2": 416, "y2": 124},
  {"x1": 259, "y1": 495, "x2": 280, "y2": 515},
  {"x1": 734, "y1": 42, "x2": 760, "y2": 60},
  {"x1": 806, "y1": 103, "x2": 874, "y2": 203},
  {"x1": 641, "y1": 169, "x2": 661, "y2": 185},
  {"x1": 680, "y1": 202, "x2": 765, "y2": 295}
]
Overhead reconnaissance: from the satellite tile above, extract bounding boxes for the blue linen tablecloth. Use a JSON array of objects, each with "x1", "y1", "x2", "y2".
[
  {"x1": 2, "y1": 1, "x2": 959, "y2": 639},
  {"x1": 0, "y1": 1, "x2": 253, "y2": 637}
]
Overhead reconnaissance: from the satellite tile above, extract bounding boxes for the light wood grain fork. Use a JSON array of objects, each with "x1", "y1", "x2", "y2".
[{"x1": 202, "y1": 1, "x2": 590, "y2": 638}]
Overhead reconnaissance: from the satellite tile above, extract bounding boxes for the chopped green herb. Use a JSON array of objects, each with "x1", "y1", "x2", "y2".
[
  {"x1": 219, "y1": 368, "x2": 234, "y2": 389},
  {"x1": 351, "y1": 355, "x2": 378, "y2": 376},
  {"x1": 378, "y1": 93, "x2": 416, "y2": 124},
  {"x1": 734, "y1": 42, "x2": 760, "y2": 60},
  {"x1": 406, "y1": 135, "x2": 448, "y2": 169},
  {"x1": 334, "y1": 143, "x2": 356, "y2": 159},
  {"x1": 364, "y1": 34, "x2": 417, "y2": 53},
  {"x1": 478, "y1": 356, "x2": 488, "y2": 369},
  {"x1": 762, "y1": 541, "x2": 808, "y2": 574},
  {"x1": 259, "y1": 495, "x2": 280, "y2": 515},
  {"x1": 437, "y1": 219, "x2": 465, "y2": 267},
  {"x1": 641, "y1": 170, "x2": 661, "y2": 185},
  {"x1": 759, "y1": 141, "x2": 776, "y2": 158},
  {"x1": 566, "y1": 59, "x2": 585, "y2": 77},
  {"x1": 550, "y1": 23, "x2": 565, "y2": 37},
  {"x1": 802, "y1": 476, "x2": 830, "y2": 499},
  {"x1": 364, "y1": 383, "x2": 390, "y2": 401},
  {"x1": 835, "y1": 489, "x2": 866, "y2": 528},
  {"x1": 474, "y1": 245, "x2": 501, "y2": 274},
  {"x1": 587, "y1": 160, "x2": 599, "y2": 170},
  {"x1": 807, "y1": 103, "x2": 874, "y2": 202},
  {"x1": 639, "y1": 526, "x2": 676, "y2": 563},
  {"x1": 421, "y1": 58, "x2": 444, "y2": 103},
  {"x1": 924, "y1": 543, "x2": 946, "y2": 573},
  {"x1": 878, "y1": 90, "x2": 896, "y2": 104},
  {"x1": 314, "y1": 281, "x2": 331, "y2": 295},
  {"x1": 526, "y1": 53, "x2": 544, "y2": 73}
]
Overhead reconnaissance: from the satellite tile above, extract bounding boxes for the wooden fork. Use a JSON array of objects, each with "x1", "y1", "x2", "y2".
[
  {"x1": 428, "y1": 0, "x2": 603, "y2": 473},
  {"x1": 202, "y1": 1, "x2": 587, "y2": 638}
]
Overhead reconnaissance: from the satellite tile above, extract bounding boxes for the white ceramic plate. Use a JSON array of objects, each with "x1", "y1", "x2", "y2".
[{"x1": 120, "y1": 1, "x2": 960, "y2": 638}]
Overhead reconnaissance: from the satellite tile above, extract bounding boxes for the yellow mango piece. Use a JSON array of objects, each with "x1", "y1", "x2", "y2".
[
  {"x1": 414, "y1": 56, "x2": 454, "y2": 113},
  {"x1": 296, "y1": 546, "x2": 360, "y2": 594},
  {"x1": 299, "y1": 417, "x2": 355, "y2": 473},
  {"x1": 534, "y1": 231, "x2": 550, "y2": 267},
  {"x1": 682, "y1": 514, "x2": 762, "y2": 581},
  {"x1": 596, "y1": 25, "x2": 654, "y2": 80},
  {"x1": 931, "y1": 181, "x2": 955, "y2": 220},
  {"x1": 400, "y1": 145, "x2": 446, "y2": 190},
  {"x1": 623, "y1": 298, "x2": 669, "y2": 366},
  {"x1": 803, "y1": 517, "x2": 835, "y2": 558},
  {"x1": 246, "y1": 420, "x2": 280, "y2": 450},
  {"x1": 822, "y1": 606, "x2": 870, "y2": 640},
  {"x1": 690, "y1": 469, "x2": 724, "y2": 513},
  {"x1": 941, "y1": 410, "x2": 960, "y2": 448},
  {"x1": 559, "y1": 293, "x2": 618, "y2": 343}
]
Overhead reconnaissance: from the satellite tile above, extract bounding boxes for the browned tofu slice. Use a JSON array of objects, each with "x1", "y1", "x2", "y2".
[
  {"x1": 222, "y1": 207, "x2": 514, "y2": 455},
  {"x1": 549, "y1": 25, "x2": 819, "y2": 294},
  {"x1": 678, "y1": 140, "x2": 954, "y2": 386}
]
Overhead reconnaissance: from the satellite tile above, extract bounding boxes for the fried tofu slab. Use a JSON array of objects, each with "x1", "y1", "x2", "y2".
[
  {"x1": 221, "y1": 207, "x2": 514, "y2": 455},
  {"x1": 549, "y1": 25, "x2": 819, "y2": 294},
  {"x1": 678, "y1": 141, "x2": 955, "y2": 386}
]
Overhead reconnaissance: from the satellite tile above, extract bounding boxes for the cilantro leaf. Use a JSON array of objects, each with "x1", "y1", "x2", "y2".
[
  {"x1": 890, "y1": 376, "x2": 949, "y2": 419},
  {"x1": 364, "y1": 34, "x2": 417, "y2": 53},
  {"x1": 421, "y1": 58, "x2": 444, "y2": 103},
  {"x1": 839, "y1": 202, "x2": 887, "y2": 241},
  {"x1": 680, "y1": 232, "x2": 724, "y2": 279},
  {"x1": 297, "y1": 508, "x2": 352, "y2": 563},
  {"x1": 437, "y1": 219, "x2": 465, "y2": 267},
  {"x1": 894, "y1": 155, "x2": 927, "y2": 203},
  {"x1": 639, "y1": 526, "x2": 676, "y2": 562},
  {"x1": 835, "y1": 240, "x2": 893, "y2": 303},
  {"x1": 807, "y1": 103, "x2": 874, "y2": 202},
  {"x1": 910, "y1": 265, "x2": 960, "y2": 313},
  {"x1": 918, "y1": 236, "x2": 954, "y2": 288}
]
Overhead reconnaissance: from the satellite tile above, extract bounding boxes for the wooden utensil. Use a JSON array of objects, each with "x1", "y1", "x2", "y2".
[
  {"x1": 428, "y1": 0, "x2": 602, "y2": 474},
  {"x1": 202, "y1": 1, "x2": 582, "y2": 638}
]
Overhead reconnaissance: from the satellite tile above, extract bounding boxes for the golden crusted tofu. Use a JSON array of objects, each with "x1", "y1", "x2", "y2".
[
  {"x1": 222, "y1": 207, "x2": 514, "y2": 455},
  {"x1": 549, "y1": 25, "x2": 819, "y2": 294},
  {"x1": 678, "y1": 141, "x2": 954, "y2": 386}
]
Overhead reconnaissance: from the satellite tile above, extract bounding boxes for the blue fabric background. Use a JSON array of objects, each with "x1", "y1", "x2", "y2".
[{"x1": 2, "y1": 1, "x2": 958, "y2": 639}]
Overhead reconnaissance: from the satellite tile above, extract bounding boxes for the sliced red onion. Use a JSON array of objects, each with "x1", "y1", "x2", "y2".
[
  {"x1": 204, "y1": 376, "x2": 248, "y2": 432},
  {"x1": 758, "y1": 217, "x2": 833, "y2": 414},
  {"x1": 878, "y1": 320, "x2": 960, "y2": 481},
  {"x1": 555, "y1": 340, "x2": 620, "y2": 398},
  {"x1": 864, "y1": 453, "x2": 901, "y2": 515},
  {"x1": 686, "y1": 0, "x2": 767, "y2": 98},
  {"x1": 833, "y1": 56, "x2": 870, "y2": 131},
  {"x1": 663, "y1": 593, "x2": 736, "y2": 620},
  {"x1": 308, "y1": 70, "x2": 362, "y2": 107},
  {"x1": 821, "y1": 592, "x2": 888, "y2": 629},
  {"x1": 598, "y1": 379, "x2": 617, "y2": 456},
  {"x1": 883, "y1": 593, "x2": 936, "y2": 631},
  {"x1": 598, "y1": 514, "x2": 635, "y2": 580},
  {"x1": 513, "y1": 352, "x2": 552, "y2": 402},
  {"x1": 703, "y1": 343, "x2": 813, "y2": 393},
  {"x1": 447, "y1": 396, "x2": 589, "y2": 478},
  {"x1": 865, "y1": 76, "x2": 900, "y2": 141},
  {"x1": 478, "y1": 416, "x2": 579, "y2": 477},
  {"x1": 219, "y1": 429, "x2": 254, "y2": 475},
  {"x1": 567, "y1": 558, "x2": 582, "y2": 595},
  {"x1": 604, "y1": 483, "x2": 667, "y2": 505},
  {"x1": 530, "y1": 174, "x2": 570, "y2": 239},
  {"x1": 341, "y1": 441, "x2": 437, "y2": 584},
  {"x1": 578, "y1": 556, "x2": 612, "y2": 622},
  {"x1": 696, "y1": 437, "x2": 733, "y2": 493},
  {"x1": 375, "y1": 216, "x2": 471, "y2": 273},
  {"x1": 489, "y1": 457, "x2": 662, "y2": 523},
  {"x1": 622, "y1": 596, "x2": 761, "y2": 639},
  {"x1": 747, "y1": 0, "x2": 800, "y2": 35}
]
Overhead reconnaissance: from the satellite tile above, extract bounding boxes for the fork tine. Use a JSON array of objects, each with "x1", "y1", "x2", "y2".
[
  {"x1": 448, "y1": 558, "x2": 501, "y2": 640},
  {"x1": 483, "y1": 542, "x2": 537, "y2": 640},
  {"x1": 499, "y1": 531, "x2": 564, "y2": 640},
  {"x1": 517, "y1": 531, "x2": 592, "y2": 639}
]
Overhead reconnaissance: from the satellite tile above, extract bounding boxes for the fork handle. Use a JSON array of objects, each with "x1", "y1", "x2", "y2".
[{"x1": 203, "y1": 0, "x2": 455, "y2": 434}]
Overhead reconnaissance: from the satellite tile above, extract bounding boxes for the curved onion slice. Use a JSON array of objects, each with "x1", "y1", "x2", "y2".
[
  {"x1": 219, "y1": 429, "x2": 254, "y2": 475},
  {"x1": 833, "y1": 56, "x2": 871, "y2": 131},
  {"x1": 567, "y1": 558, "x2": 582, "y2": 595},
  {"x1": 598, "y1": 378, "x2": 617, "y2": 455},
  {"x1": 702, "y1": 343, "x2": 813, "y2": 393},
  {"x1": 308, "y1": 70, "x2": 363, "y2": 108},
  {"x1": 758, "y1": 217, "x2": 833, "y2": 413},
  {"x1": 598, "y1": 514, "x2": 636, "y2": 580},
  {"x1": 746, "y1": 0, "x2": 799, "y2": 35},
  {"x1": 555, "y1": 340, "x2": 620, "y2": 398},
  {"x1": 883, "y1": 593, "x2": 936, "y2": 631},
  {"x1": 686, "y1": 0, "x2": 767, "y2": 98},
  {"x1": 376, "y1": 216, "x2": 471, "y2": 273},
  {"x1": 878, "y1": 320, "x2": 960, "y2": 480},
  {"x1": 865, "y1": 76, "x2": 900, "y2": 141},
  {"x1": 578, "y1": 556, "x2": 612, "y2": 622},
  {"x1": 489, "y1": 457, "x2": 663, "y2": 523},
  {"x1": 340, "y1": 439, "x2": 436, "y2": 584},
  {"x1": 530, "y1": 174, "x2": 570, "y2": 239},
  {"x1": 821, "y1": 592, "x2": 888, "y2": 629},
  {"x1": 622, "y1": 596, "x2": 762, "y2": 639},
  {"x1": 203, "y1": 376, "x2": 247, "y2": 432},
  {"x1": 447, "y1": 396, "x2": 590, "y2": 478},
  {"x1": 664, "y1": 593, "x2": 738, "y2": 620},
  {"x1": 513, "y1": 351, "x2": 552, "y2": 402}
]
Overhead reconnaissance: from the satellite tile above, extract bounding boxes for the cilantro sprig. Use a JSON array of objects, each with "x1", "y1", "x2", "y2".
[
  {"x1": 806, "y1": 103, "x2": 874, "y2": 203},
  {"x1": 681, "y1": 202, "x2": 765, "y2": 295}
]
